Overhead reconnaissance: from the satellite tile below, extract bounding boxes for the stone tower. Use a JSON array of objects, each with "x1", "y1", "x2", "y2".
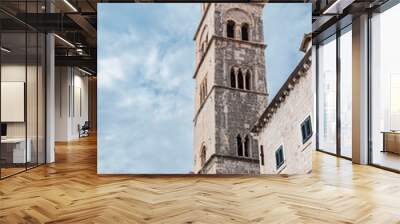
[{"x1": 193, "y1": 3, "x2": 268, "y2": 174}]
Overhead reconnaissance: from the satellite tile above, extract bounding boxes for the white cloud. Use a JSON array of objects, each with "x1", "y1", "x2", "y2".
[
  {"x1": 98, "y1": 4, "x2": 198, "y2": 173},
  {"x1": 98, "y1": 57, "x2": 126, "y2": 89}
]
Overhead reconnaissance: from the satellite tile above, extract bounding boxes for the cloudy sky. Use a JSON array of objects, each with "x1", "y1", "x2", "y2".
[{"x1": 98, "y1": 3, "x2": 311, "y2": 174}]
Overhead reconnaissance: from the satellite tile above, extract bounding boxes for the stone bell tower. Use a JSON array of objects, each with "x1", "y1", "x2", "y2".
[{"x1": 193, "y1": 3, "x2": 268, "y2": 174}]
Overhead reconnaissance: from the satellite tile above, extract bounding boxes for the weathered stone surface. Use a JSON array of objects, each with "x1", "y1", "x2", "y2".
[{"x1": 193, "y1": 3, "x2": 267, "y2": 174}]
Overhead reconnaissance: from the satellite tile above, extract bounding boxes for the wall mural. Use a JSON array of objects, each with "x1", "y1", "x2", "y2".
[{"x1": 98, "y1": 3, "x2": 312, "y2": 174}]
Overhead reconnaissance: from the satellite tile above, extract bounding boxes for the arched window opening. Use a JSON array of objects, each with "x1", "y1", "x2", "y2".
[
  {"x1": 200, "y1": 77, "x2": 207, "y2": 104},
  {"x1": 244, "y1": 135, "x2": 250, "y2": 157},
  {"x1": 201, "y1": 84, "x2": 203, "y2": 102},
  {"x1": 200, "y1": 44, "x2": 204, "y2": 58},
  {"x1": 237, "y1": 135, "x2": 243, "y2": 156},
  {"x1": 204, "y1": 78, "x2": 207, "y2": 96},
  {"x1": 237, "y1": 69, "x2": 244, "y2": 89},
  {"x1": 200, "y1": 84, "x2": 203, "y2": 103},
  {"x1": 230, "y1": 68, "x2": 236, "y2": 88},
  {"x1": 241, "y1": 23, "x2": 249, "y2": 41},
  {"x1": 227, "y1": 20, "x2": 235, "y2": 38},
  {"x1": 245, "y1": 70, "x2": 251, "y2": 90},
  {"x1": 201, "y1": 146, "x2": 207, "y2": 166},
  {"x1": 203, "y1": 80, "x2": 206, "y2": 99}
]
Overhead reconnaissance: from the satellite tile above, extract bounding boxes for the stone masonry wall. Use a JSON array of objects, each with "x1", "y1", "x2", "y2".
[
  {"x1": 215, "y1": 156, "x2": 260, "y2": 174},
  {"x1": 214, "y1": 3, "x2": 265, "y2": 43},
  {"x1": 214, "y1": 88, "x2": 266, "y2": 158},
  {"x1": 193, "y1": 90, "x2": 216, "y2": 173}
]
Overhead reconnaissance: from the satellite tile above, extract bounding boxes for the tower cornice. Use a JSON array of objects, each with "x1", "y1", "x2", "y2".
[
  {"x1": 198, "y1": 154, "x2": 260, "y2": 174},
  {"x1": 193, "y1": 84, "x2": 268, "y2": 123}
]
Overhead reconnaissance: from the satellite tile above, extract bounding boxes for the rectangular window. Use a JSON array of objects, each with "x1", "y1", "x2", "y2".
[
  {"x1": 301, "y1": 116, "x2": 313, "y2": 144},
  {"x1": 0, "y1": 3, "x2": 47, "y2": 179},
  {"x1": 316, "y1": 25, "x2": 353, "y2": 158},
  {"x1": 339, "y1": 26, "x2": 352, "y2": 158},
  {"x1": 317, "y1": 34, "x2": 337, "y2": 155},
  {"x1": 275, "y1": 146, "x2": 284, "y2": 170},
  {"x1": 260, "y1": 145, "x2": 264, "y2": 166},
  {"x1": 370, "y1": 3, "x2": 400, "y2": 171}
]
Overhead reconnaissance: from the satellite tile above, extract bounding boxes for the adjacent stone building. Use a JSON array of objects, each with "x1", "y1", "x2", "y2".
[
  {"x1": 251, "y1": 34, "x2": 313, "y2": 174},
  {"x1": 192, "y1": 3, "x2": 268, "y2": 174}
]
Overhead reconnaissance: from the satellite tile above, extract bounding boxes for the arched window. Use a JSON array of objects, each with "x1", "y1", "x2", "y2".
[
  {"x1": 244, "y1": 135, "x2": 250, "y2": 157},
  {"x1": 201, "y1": 84, "x2": 203, "y2": 102},
  {"x1": 241, "y1": 23, "x2": 249, "y2": 41},
  {"x1": 203, "y1": 80, "x2": 206, "y2": 99},
  {"x1": 237, "y1": 135, "x2": 243, "y2": 156},
  {"x1": 199, "y1": 83, "x2": 203, "y2": 103},
  {"x1": 227, "y1": 20, "x2": 235, "y2": 38},
  {"x1": 237, "y1": 69, "x2": 244, "y2": 89},
  {"x1": 245, "y1": 70, "x2": 251, "y2": 90},
  {"x1": 200, "y1": 44, "x2": 204, "y2": 58},
  {"x1": 204, "y1": 78, "x2": 207, "y2": 96},
  {"x1": 200, "y1": 77, "x2": 207, "y2": 104},
  {"x1": 201, "y1": 146, "x2": 207, "y2": 166},
  {"x1": 230, "y1": 68, "x2": 236, "y2": 88}
]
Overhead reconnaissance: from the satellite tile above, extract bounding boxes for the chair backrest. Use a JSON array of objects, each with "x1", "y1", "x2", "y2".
[{"x1": 83, "y1": 121, "x2": 90, "y2": 129}]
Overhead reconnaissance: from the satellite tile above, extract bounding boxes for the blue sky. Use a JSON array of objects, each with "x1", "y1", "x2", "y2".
[{"x1": 98, "y1": 3, "x2": 311, "y2": 174}]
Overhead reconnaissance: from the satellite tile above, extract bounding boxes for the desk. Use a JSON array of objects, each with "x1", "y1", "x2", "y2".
[
  {"x1": 382, "y1": 131, "x2": 400, "y2": 154},
  {"x1": 1, "y1": 138, "x2": 31, "y2": 163}
]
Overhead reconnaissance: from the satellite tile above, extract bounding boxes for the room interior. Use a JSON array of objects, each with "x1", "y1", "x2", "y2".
[
  {"x1": 0, "y1": 0, "x2": 96, "y2": 179},
  {"x1": 314, "y1": 0, "x2": 400, "y2": 174},
  {"x1": 0, "y1": 0, "x2": 397, "y2": 178},
  {"x1": 370, "y1": 3, "x2": 400, "y2": 170},
  {"x1": 0, "y1": 30, "x2": 46, "y2": 178},
  {"x1": 0, "y1": 0, "x2": 400, "y2": 222}
]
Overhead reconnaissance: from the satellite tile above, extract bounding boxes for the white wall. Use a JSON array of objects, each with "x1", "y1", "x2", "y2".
[
  {"x1": 256, "y1": 67, "x2": 314, "y2": 174},
  {"x1": 55, "y1": 66, "x2": 69, "y2": 141},
  {"x1": 55, "y1": 67, "x2": 89, "y2": 141}
]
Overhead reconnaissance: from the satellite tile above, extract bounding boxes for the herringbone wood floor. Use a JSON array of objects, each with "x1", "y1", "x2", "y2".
[{"x1": 1, "y1": 135, "x2": 400, "y2": 224}]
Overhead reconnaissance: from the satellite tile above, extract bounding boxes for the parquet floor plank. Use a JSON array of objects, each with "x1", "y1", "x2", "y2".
[{"x1": 0, "y1": 135, "x2": 400, "y2": 223}]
